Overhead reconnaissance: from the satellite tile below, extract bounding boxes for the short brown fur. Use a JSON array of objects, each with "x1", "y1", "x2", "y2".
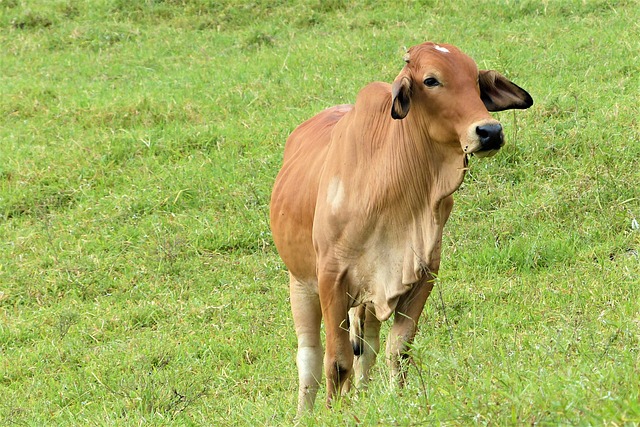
[{"x1": 270, "y1": 42, "x2": 533, "y2": 415}]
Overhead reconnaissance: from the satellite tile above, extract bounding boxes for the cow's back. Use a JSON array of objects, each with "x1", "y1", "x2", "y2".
[{"x1": 270, "y1": 105, "x2": 353, "y2": 282}]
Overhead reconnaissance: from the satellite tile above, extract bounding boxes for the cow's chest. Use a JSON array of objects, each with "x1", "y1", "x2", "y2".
[{"x1": 330, "y1": 209, "x2": 445, "y2": 321}]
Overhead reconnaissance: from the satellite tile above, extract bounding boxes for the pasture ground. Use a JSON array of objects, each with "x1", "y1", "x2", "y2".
[{"x1": 1, "y1": 0, "x2": 639, "y2": 425}]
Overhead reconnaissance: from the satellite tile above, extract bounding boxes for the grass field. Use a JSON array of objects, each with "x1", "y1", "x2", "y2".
[{"x1": 1, "y1": 0, "x2": 639, "y2": 425}]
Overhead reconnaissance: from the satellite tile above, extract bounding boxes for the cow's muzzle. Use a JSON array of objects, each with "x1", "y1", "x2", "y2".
[
  {"x1": 476, "y1": 123, "x2": 503, "y2": 151},
  {"x1": 468, "y1": 122, "x2": 504, "y2": 158},
  {"x1": 463, "y1": 120, "x2": 505, "y2": 158}
]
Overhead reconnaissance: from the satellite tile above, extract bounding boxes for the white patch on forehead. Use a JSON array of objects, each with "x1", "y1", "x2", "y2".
[
  {"x1": 327, "y1": 177, "x2": 345, "y2": 214},
  {"x1": 434, "y1": 45, "x2": 450, "y2": 53}
]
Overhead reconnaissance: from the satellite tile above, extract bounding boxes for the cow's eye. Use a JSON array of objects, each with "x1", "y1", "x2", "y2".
[{"x1": 424, "y1": 77, "x2": 440, "y2": 87}]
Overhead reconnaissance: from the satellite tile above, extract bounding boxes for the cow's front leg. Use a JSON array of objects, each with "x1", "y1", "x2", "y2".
[
  {"x1": 318, "y1": 269, "x2": 353, "y2": 406},
  {"x1": 386, "y1": 276, "x2": 434, "y2": 385}
]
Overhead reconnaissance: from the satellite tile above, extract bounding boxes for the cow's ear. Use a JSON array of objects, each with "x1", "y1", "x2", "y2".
[
  {"x1": 391, "y1": 74, "x2": 412, "y2": 119},
  {"x1": 479, "y1": 70, "x2": 533, "y2": 112}
]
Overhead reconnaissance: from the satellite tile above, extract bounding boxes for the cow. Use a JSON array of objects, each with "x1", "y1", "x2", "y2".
[{"x1": 269, "y1": 42, "x2": 533, "y2": 415}]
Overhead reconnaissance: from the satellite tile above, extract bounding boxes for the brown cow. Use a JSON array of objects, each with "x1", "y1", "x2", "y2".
[{"x1": 270, "y1": 42, "x2": 533, "y2": 415}]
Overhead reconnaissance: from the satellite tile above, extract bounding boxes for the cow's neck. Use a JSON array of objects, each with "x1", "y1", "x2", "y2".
[{"x1": 368, "y1": 116, "x2": 467, "y2": 216}]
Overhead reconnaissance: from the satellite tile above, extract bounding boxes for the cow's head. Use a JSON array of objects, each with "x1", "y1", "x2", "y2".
[{"x1": 391, "y1": 42, "x2": 533, "y2": 158}]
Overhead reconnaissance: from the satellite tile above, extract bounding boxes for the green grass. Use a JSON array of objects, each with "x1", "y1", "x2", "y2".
[{"x1": 1, "y1": 0, "x2": 639, "y2": 425}]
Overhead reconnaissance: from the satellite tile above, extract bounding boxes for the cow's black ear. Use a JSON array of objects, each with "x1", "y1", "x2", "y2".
[
  {"x1": 479, "y1": 70, "x2": 533, "y2": 112},
  {"x1": 391, "y1": 75, "x2": 412, "y2": 119}
]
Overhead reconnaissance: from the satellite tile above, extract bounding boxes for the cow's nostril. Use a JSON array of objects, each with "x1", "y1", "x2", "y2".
[{"x1": 476, "y1": 123, "x2": 503, "y2": 149}]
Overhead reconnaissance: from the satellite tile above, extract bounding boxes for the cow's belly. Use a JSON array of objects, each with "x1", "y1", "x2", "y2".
[
  {"x1": 270, "y1": 105, "x2": 354, "y2": 285},
  {"x1": 270, "y1": 162, "x2": 321, "y2": 283}
]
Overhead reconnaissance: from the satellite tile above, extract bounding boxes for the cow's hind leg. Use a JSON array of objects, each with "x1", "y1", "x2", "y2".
[
  {"x1": 350, "y1": 303, "x2": 381, "y2": 391},
  {"x1": 290, "y1": 274, "x2": 323, "y2": 415}
]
